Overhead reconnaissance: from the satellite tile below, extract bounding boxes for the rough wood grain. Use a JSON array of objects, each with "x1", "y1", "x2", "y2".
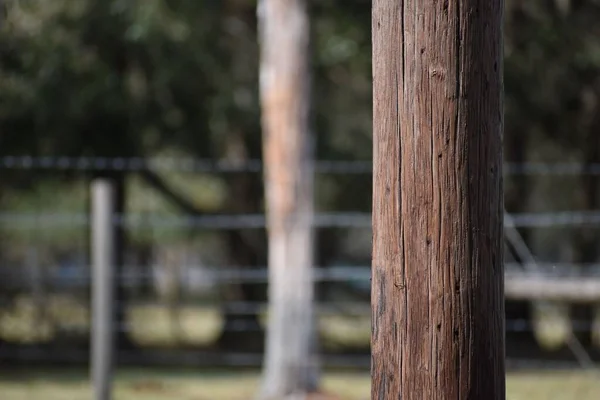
[
  {"x1": 257, "y1": 0, "x2": 319, "y2": 398},
  {"x1": 371, "y1": 0, "x2": 505, "y2": 399}
]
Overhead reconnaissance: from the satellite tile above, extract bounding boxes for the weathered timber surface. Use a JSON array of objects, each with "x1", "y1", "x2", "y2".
[{"x1": 371, "y1": 0, "x2": 505, "y2": 399}]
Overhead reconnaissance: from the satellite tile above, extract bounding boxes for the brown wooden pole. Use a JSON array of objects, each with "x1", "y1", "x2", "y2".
[{"x1": 371, "y1": 0, "x2": 505, "y2": 399}]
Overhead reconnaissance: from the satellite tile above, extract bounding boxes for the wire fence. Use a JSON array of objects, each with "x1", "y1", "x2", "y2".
[
  {"x1": 4, "y1": 210, "x2": 600, "y2": 228},
  {"x1": 5, "y1": 155, "x2": 600, "y2": 175},
  {"x1": 2, "y1": 156, "x2": 600, "y2": 371}
]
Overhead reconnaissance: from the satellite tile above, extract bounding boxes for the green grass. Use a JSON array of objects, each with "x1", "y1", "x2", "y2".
[{"x1": 1, "y1": 369, "x2": 600, "y2": 400}]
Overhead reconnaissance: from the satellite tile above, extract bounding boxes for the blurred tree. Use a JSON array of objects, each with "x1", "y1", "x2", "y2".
[
  {"x1": 0, "y1": 0, "x2": 223, "y2": 349},
  {"x1": 257, "y1": 0, "x2": 320, "y2": 397}
]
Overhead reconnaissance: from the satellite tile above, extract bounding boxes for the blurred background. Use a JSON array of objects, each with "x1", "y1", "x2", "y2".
[{"x1": 1, "y1": 0, "x2": 600, "y2": 399}]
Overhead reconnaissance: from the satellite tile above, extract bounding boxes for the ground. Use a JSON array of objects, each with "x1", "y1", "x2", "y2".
[{"x1": 1, "y1": 369, "x2": 600, "y2": 400}]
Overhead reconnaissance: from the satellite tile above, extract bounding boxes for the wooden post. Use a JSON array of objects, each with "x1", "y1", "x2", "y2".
[
  {"x1": 371, "y1": 0, "x2": 505, "y2": 399},
  {"x1": 257, "y1": 0, "x2": 319, "y2": 398},
  {"x1": 91, "y1": 179, "x2": 115, "y2": 400}
]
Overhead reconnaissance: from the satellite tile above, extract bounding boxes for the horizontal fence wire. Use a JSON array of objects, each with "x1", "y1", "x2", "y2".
[
  {"x1": 2, "y1": 155, "x2": 600, "y2": 372},
  {"x1": 24, "y1": 317, "x2": 592, "y2": 333},
  {"x1": 114, "y1": 319, "x2": 600, "y2": 333},
  {"x1": 0, "y1": 346, "x2": 583, "y2": 370},
  {"x1": 3, "y1": 155, "x2": 600, "y2": 175},
  {"x1": 0, "y1": 156, "x2": 365, "y2": 173},
  {"x1": 0, "y1": 295, "x2": 590, "y2": 333},
  {"x1": 3, "y1": 211, "x2": 600, "y2": 228},
  {"x1": 4, "y1": 264, "x2": 600, "y2": 286}
]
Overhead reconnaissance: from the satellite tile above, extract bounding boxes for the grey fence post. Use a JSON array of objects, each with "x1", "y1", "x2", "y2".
[{"x1": 91, "y1": 179, "x2": 115, "y2": 400}]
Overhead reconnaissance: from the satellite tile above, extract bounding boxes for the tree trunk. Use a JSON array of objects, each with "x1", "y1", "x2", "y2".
[
  {"x1": 257, "y1": 0, "x2": 319, "y2": 398},
  {"x1": 371, "y1": 0, "x2": 505, "y2": 399}
]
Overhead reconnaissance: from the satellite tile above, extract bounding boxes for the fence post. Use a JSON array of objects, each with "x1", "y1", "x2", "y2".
[
  {"x1": 91, "y1": 179, "x2": 115, "y2": 400},
  {"x1": 371, "y1": 0, "x2": 505, "y2": 398}
]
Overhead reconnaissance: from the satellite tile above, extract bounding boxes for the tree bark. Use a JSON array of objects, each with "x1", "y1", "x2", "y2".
[
  {"x1": 371, "y1": 0, "x2": 505, "y2": 399},
  {"x1": 257, "y1": 0, "x2": 319, "y2": 398}
]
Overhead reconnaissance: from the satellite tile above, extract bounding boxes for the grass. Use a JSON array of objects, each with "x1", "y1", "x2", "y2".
[{"x1": 1, "y1": 369, "x2": 600, "y2": 400}]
